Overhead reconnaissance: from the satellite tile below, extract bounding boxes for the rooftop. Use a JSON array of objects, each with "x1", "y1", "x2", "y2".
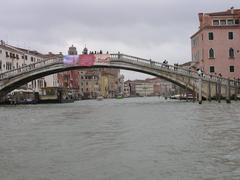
[
  {"x1": 0, "y1": 40, "x2": 61, "y2": 59},
  {"x1": 205, "y1": 8, "x2": 240, "y2": 17}
]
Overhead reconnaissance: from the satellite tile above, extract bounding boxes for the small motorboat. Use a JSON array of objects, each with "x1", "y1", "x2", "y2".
[{"x1": 96, "y1": 96, "x2": 103, "y2": 101}]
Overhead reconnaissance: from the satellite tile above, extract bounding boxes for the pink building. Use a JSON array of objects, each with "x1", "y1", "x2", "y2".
[{"x1": 191, "y1": 7, "x2": 240, "y2": 79}]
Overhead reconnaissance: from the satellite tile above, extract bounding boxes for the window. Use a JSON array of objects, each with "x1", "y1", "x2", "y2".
[
  {"x1": 230, "y1": 66, "x2": 234, "y2": 72},
  {"x1": 208, "y1": 32, "x2": 214, "y2": 40},
  {"x1": 6, "y1": 62, "x2": 12, "y2": 70},
  {"x1": 213, "y1": 20, "x2": 219, "y2": 26},
  {"x1": 227, "y1": 19, "x2": 234, "y2": 25},
  {"x1": 220, "y1": 20, "x2": 226, "y2": 25},
  {"x1": 0, "y1": 60, "x2": 2, "y2": 70},
  {"x1": 235, "y1": 19, "x2": 239, "y2": 24},
  {"x1": 6, "y1": 52, "x2": 9, "y2": 57},
  {"x1": 31, "y1": 57, "x2": 34, "y2": 62},
  {"x1": 209, "y1": 48, "x2": 215, "y2": 59},
  {"x1": 25, "y1": 55, "x2": 28, "y2": 60},
  {"x1": 228, "y1": 32, "x2": 233, "y2": 40},
  {"x1": 229, "y1": 48, "x2": 234, "y2": 58},
  {"x1": 210, "y1": 66, "x2": 215, "y2": 73},
  {"x1": 0, "y1": 50, "x2": 2, "y2": 54}
]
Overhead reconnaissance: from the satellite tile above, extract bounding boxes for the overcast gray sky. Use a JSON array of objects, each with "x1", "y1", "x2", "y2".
[{"x1": 0, "y1": 0, "x2": 239, "y2": 80}]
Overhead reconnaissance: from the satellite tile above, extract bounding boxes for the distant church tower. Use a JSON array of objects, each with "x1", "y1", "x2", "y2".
[
  {"x1": 82, "y1": 46, "x2": 88, "y2": 55},
  {"x1": 68, "y1": 45, "x2": 78, "y2": 55}
]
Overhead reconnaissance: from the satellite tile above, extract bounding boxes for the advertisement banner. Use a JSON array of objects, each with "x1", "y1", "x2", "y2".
[
  {"x1": 63, "y1": 55, "x2": 80, "y2": 65},
  {"x1": 79, "y1": 54, "x2": 95, "y2": 66},
  {"x1": 64, "y1": 54, "x2": 110, "y2": 67},
  {"x1": 94, "y1": 54, "x2": 111, "y2": 65}
]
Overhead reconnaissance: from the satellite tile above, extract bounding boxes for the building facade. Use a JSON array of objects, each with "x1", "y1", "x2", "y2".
[
  {"x1": 124, "y1": 78, "x2": 177, "y2": 97},
  {"x1": 57, "y1": 45, "x2": 81, "y2": 99},
  {"x1": 134, "y1": 80, "x2": 154, "y2": 96},
  {"x1": 124, "y1": 80, "x2": 136, "y2": 96},
  {"x1": 79, "y1": 69, "x2": 100, "y2": 99},
  {"x1": 123, "y1": 83, "x2": 130, "y2": 97},
  {"x1": 0, "y1": 42, "x2": 122, "y2": 99},
  {"x1": 0, "y1": 41, "x2": 61, "y2": 92},
  {"x1": 191, "y1": 7, "x2": 240, "y2": 79},
  {"x1": 67, "y1": 46, "x2": 122, "y2": 99}
]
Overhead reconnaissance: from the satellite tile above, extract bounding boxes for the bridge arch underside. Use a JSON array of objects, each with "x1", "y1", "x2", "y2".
[{"x1": 0, "y1": 64, "x2": 199, "y2": 98}]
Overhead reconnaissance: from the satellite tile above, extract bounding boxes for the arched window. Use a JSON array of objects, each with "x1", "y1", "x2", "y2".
[
  {"x1": 229, "y1": 48, "x2": 234, "y2": 58},
  {"x1": 209, "y1": 48, "x2": 215, "y2": 59}
]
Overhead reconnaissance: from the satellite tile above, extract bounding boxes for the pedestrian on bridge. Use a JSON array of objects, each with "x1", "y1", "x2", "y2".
[
  {"x1": 197, "y1": 69, "x2": 202, "y2": 76},
  {"x1": 174, "y1": 63, "x2": 178, "y2": 71},
  {"x1": 162, "y1": 60, "x2": 169, "y2": 68}
]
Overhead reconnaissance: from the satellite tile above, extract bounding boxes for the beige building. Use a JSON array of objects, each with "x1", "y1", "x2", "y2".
[
  {"x1": 76, "y1": 47, "x2": 121, "y2": 99},
  {"x1": 79, "y1": 68, "x2": 120, "y2": 99},
  {"x1": 135, "y1": 80, "x2": 154, "y2": 96},
  {"x1": 79, "y1": 69, "x2": 100, "y2": 99},
  {"x1": 123, "y1": 83, "x2": 130, "y2": 97}
]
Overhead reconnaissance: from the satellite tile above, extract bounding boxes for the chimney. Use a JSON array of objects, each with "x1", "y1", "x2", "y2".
[
  {"x1": 230, "y1": 6, "x2": 234, "y2": 14},
  {"x1": 0, "y1": 40, "x2": 5, "y2": 46},
  {"x1": 198, "y1": 13, "x2": 204, "y2": 29}
]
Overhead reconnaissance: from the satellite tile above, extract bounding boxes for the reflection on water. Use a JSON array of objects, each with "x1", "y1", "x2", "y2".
[{"x1": 0, "y1": 97, "x2": 240, "y2": 180}]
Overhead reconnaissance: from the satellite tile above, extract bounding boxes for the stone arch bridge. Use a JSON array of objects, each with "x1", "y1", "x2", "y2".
[{"x1": 0, "y1": 53, "x2": 238, "y2": 103}]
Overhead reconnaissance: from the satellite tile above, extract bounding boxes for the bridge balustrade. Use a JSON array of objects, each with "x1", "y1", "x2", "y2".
[
  {"x1": 0, "y1": 58, "x2": 63, "y2": 80},
  {"x1": 114, "y1": 53, "x2": 202, "y2": 80},
  {"x1": 0, "y1": 53, "x2": 238, "y2": 88}
]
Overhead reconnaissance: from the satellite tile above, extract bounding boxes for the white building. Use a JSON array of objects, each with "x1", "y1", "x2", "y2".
[
  {"x1": 123, "y1": 83, "x2": 130, "y2": 97},
  {"x1": 0, "y1": 40, "x2": 60, "y2": 92},
  {"x1": 135, "y1": 81, "x2": 154, "y2": 96}
]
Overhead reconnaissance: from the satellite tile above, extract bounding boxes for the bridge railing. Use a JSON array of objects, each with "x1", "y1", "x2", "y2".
[
  {"x1": 110, "y1": 53, "x2": 235, "y2": 85},
  {"x1": 0, "y1": 52, "x2": 237, "y2": 87},
  {"x1": 0, "y1": 57, "x2": 63, "y2": 80},
  {"x1": 111, "y1": 53, "x2": 201, "y2": 77}
]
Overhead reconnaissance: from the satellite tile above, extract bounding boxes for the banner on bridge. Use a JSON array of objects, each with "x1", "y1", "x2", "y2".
[
  {"x1": 63, "y1": 54, "x2": 110, "y2": 67},
  {"x1": 63, "y1": 55, "x2": 79, "y2": 65},
  {"x1": 94, "y1": 54, "x2": 111, "y2": 65}
]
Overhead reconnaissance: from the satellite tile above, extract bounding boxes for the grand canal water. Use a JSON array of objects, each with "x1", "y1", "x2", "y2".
[{"x1": 0, "y1": 97, "x2": 240, "y2": 180}]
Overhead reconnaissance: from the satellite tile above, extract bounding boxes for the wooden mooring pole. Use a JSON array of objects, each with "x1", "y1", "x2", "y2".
[
  {"x1": 226, "y1": 78, "x2": 231, "y2": 104},
  {"x1": 208, "y1": 80, "x2": 211, "y2": 101},
  {"x1": 234, "y1": 79, "x2": 238, "y2": 101},
  {"x1": 198, "y1": 78, "x2": 202, "y2": 104},
  {"x1": 192, "y1": 82, "x2": 196, "y2": 102},
  {"x1": 217, "y1": 78, "x2": 221, "y2": 103}
]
